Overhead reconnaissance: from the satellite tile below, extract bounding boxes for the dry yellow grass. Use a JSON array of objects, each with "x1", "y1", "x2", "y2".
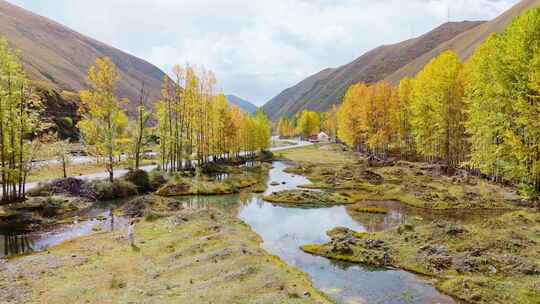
[
  {"x1": 1, "y1": 209, "x2": 331, "y2": 304},
  {"x1": 276, "y1": 144, "x2": 356, "y2": 164}
]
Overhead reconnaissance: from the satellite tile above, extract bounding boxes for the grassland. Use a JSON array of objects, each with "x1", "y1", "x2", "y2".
[
  {"x1": 0, "y1": 206, "x2": 331, "y2": 304},
  {"x1": 276, "y1": 144, "x2": 520, "y2": 210}
]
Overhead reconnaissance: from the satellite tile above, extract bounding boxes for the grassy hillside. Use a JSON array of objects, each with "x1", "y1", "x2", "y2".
[
  {"x1": 385, "y1": 0, "x2": 540, "y2": 83},
  {"x1": 0, "y1": 0, "x2": 167, "y2": 113}
]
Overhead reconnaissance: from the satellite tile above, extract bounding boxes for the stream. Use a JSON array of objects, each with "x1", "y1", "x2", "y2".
[{"x1": 1, "y1": 161, "x2": 485, "y2": 303}]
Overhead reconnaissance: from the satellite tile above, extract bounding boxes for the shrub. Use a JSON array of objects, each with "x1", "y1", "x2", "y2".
[
  {"x1": 27, "y1": 177, "x2": 97, "y2": 200},
  {"x1": 258, "y1": 150, "x2": 274, "y2": 161},
  {"x1": 123, "y1": 169, "x2": 151, "y2": 192},
  {"x1": 88, "y1": 179, "x2": 138, "y2": 201}
]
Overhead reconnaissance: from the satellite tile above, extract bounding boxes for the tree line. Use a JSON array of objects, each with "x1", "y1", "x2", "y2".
[
  {"x1": 0, "y1": 38, "x2": 44, "y2": 202},
  {"x1": 79, "y1": 59, "x2": 271, "y2": 180},
  {"x1": 276, "y1": 108, "x2": 338, "y2": 141},
  {"x1": 156, "y1": 65, "x2": 271, "y2": 173},
  {"x1": 329, "y1": 8, "x2": 540, "y2": 195}
]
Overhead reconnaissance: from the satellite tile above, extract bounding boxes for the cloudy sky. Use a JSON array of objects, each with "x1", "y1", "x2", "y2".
[{"x1": 10, "y1": 0, "x2": 519, "y2": 105}]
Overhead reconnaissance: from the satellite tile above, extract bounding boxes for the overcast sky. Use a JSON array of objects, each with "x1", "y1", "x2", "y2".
[{"x1": 10, "y1": 0, "x2": 519, "y2": 105}]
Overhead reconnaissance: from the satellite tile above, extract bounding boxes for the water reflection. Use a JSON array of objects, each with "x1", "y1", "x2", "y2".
[
  {"x1": 0, "y1": 205, "x2": 129, "y2": 258},
  {"x1": 235, "y1": 162, "x2": 456, "y2": 304}
]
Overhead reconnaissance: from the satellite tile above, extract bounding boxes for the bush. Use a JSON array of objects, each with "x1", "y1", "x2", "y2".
[
  {"x1": 88, "y1": 179, "x2": 138, "y2": 201},
  {"x1": 149, "y1": 170, "x2": 169, "y2": 191},
  {"x1": 258, "y1": 150, "x2": 274, "y2": 161},
  {"x1": 123, "y1": 169, "x2": 151, "y2": 193},
  {"x1": 27, "y1": 177, "x2": 97, "y2": 200}
]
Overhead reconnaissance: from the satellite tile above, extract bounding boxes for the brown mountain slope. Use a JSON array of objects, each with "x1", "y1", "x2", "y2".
[
  {"x1": 0, "y1": 0, "x2": 166, "y2": 111},
  {"x1": 262, "y1": 21, "x2": 484, "y2": 120},
  {"x1": 385, "y1": 0, "x2": 540, "y2": 84}
]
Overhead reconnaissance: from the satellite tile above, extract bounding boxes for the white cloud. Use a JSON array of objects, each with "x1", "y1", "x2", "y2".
[{"x1": 8, "y1": 0, "x2": 519, "y2": 105}]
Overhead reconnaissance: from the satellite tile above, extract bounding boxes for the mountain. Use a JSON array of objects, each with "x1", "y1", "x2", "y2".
[
  {"x1": 385, "y1": 0, "x2": 540, "y2": 83},
  {"x1": 262, "y1": 21, "x2": 484, "y2": 120},
  {"x1": 0, "y1": 0, "x2": 167, "y2": 112},
  {"x1": 225, "y1": 95, "x2": 258, "y2": 115}
]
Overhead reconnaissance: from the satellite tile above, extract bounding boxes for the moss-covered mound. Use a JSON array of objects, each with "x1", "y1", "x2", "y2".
[
  {"x1": 263, "y1": 190, "x2": 353, "y2": 207},
  {"x1": 156, "y1": 174, "x2": 262, "y2": 197},
  {"x1": 301, "y1": 210, "x2": 540, "y2": 303},
  {"x1": 347, "y1": 204, "x2": 388, "y2": 214}
]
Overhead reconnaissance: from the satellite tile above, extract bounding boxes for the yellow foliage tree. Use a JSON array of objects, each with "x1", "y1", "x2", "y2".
[{"x1": 77, "y1": 57, "x2": 129, "y2": 182}]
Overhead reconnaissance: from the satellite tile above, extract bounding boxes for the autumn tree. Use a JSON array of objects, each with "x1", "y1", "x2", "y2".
[
  {"x1": 465, "y1": 8, "x2": 540, "y2": 193},
  {"x1": 296, "y1": 110, "x2": 320, "y2": 139},
  {"x1": 323, "y1": 104, "x2": 339, "y2": 142},
  {"x1": 156, "y1": 64, "x2": 271, "y2": 171},
  {"x1": 410, "y1": 51, "x2": 467, "y2": 168},
  {"x1": 132, "y1": 82, "x2": 151, "y2": 169},
  {"x1": 254, "y1": 110, "x2": 271, "y2": 152},
  {"x1": 0, "y1": 38, "x2": 44, "y2": 202},
  {"x1": 338, "y1": 83, "x2": 366, "y2": 150},
  {"x1": 398, "y1": 77, "x2": 415, "y2": 159},
  {"x1": 77, "y1": 57, "x2": 129, "y2": 182},
  {"x1": 277, "y1": 117, "x2": 295, "y2": 138},
  {"x1": 337, "y1": 82, "x2": 399, "y2": 156}
]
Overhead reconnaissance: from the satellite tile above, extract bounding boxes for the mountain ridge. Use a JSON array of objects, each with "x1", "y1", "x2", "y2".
[
  {"x1": 225, "y1": 94, "x2": 258, "y2": 115},
  {"x1": 262, "y1": 20, "x2": 484, "y2": 120},
  {"x1": 0, "y1": 0, "x2": 167, "y2": 112},
  {"x1": 385, "y1": 0, "x2": 540, "y2": 83}
]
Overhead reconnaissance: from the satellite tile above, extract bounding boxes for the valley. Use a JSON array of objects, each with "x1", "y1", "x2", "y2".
[{"x1": 0, "y1": 0, "x2": 539, "y2": 304}]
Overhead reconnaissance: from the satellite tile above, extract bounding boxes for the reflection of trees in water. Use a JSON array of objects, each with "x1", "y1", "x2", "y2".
[
  {"x1": 174, "y1": 193, "x2": 254, "y2": 216},
  {"x1": 346, "y1": 200, "x2": 509, "y2": 232},
  {"x1": 1, "y1": 231, "x2": 33, "y2": 257},
  {"x1": 346, "y1": 202, "x2": 407, "y2": 233}
]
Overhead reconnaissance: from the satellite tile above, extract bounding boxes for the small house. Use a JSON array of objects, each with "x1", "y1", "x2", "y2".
[{"x1": 317, "y1": 132, "x2": 330, "y2": 142}]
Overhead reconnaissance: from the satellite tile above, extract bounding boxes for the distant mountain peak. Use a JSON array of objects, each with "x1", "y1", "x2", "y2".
[{"x1": 225, "y1": 94, "x2": 258, "y2": 115}]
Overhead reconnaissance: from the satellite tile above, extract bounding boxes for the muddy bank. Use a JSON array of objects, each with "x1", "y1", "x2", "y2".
[
  {"x1": 0, "y1": 203, "x2": 331, "y2": 304},
  {"x1": 301, "y1": 210, "x2": 540, "y2": 303}
]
